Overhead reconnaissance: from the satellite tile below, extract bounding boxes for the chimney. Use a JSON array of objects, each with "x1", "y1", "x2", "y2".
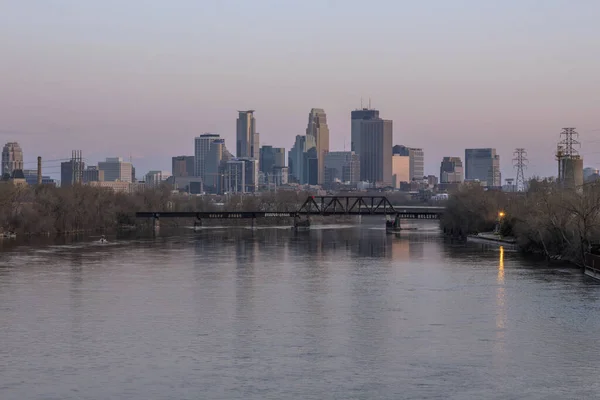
[{"x1": 37, "y1": 156, "x2": 42, "y2": 185}]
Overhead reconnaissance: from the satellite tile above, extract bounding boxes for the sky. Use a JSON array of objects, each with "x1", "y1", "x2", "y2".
[{"x1": 1, "y1": 0, "x2": 599, "y2": 179}]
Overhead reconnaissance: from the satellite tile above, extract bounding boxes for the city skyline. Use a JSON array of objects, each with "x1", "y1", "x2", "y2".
[{"x1": 2, "y1": 1, "x2": 600, "y2": 178}]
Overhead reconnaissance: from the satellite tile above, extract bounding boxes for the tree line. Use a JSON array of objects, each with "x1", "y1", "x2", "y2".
[{"x1": 440, "y1": 181, "x2": 600, "y2": 264}]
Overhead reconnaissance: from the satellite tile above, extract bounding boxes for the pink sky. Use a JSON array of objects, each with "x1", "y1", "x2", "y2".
[{"x1": 1, "y1": 0, "x2": 599, "y2": 178}]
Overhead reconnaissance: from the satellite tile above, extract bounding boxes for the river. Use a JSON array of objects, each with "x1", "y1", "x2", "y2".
[{"x1": 1, "y1": 223, "x2": 600, "y2": 399}]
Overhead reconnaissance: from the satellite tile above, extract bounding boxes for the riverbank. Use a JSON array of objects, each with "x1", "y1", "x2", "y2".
[{"x1": 440, "y1": 182, "x2": 600, "y2": 265}]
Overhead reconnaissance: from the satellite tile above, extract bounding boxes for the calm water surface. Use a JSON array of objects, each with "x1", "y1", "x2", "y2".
[{"x1": 1, "y1": 224, "x2": 600, "y2": 399}]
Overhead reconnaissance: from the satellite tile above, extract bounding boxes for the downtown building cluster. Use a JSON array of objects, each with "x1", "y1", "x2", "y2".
[
  {"x1": 171, "y1": 107, "x2": 433, "y2": 195},
  {"x1": 3, "y1": 118, "x2": 596, "y2": 194}
]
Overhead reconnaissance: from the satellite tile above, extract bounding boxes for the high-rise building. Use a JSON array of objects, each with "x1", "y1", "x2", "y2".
[
  {"x1": 205, "y1": 139, "x2": 225, "y2": 191},
  {"x1": 145, "y1": 171, "x2": 172, "y2": 188},
  {"x1": 259, "y1": 146, "x2": 286, "y2": 176},
  {"x1": 465, "y1": 148, "x2": 501, "y2": 187},
  {"x1": 392, "y1": 155, "x2": 410, "y2": 189},
  {"x1": 194, "y1": 133, "x2": 220, "y2": 182},
  {"x1": 288, "y1": 134, "x2": 316, "y2": 184},
  {"x1": 242, "y1": 158, "x2": 259, "y2": 192},
  {"x1": 354, "y1": 112, "x2": 393, "y2": 185},
  {"x1": 306, "y1": 108, "x2": 329, "y2": 185},
  {"x1": 224, "y1": 160, "x2": 245, "y2": 193},
  {"x1": 82, "y1": 166, "x2": 104, "y2": 183},
  {"x1": 272, "y1": 166, "x2": 289, "y2": 186},
  {"x1": 440, "y1": 157, "x2": 464, "y2": 183},
  {"x1": 2, "y1": 142, "x2": 24, "y2": 177},
  {"x1": 172, "y1": 156, "x2": 195, "y2": 178},
  {"x1": 393, "y1": 145, "x2": 424, "y2": 180},
  {"x1": 236, "y1": 110, "x2": 259, "y2": 162},
  {"x1": 351, "y1": 109, "x2": 380, "y2": 155},
  {"x1": 60, "y1": 158, "x2": 85, "y2": 187},
  {"x1": 98, "y1": 157, "x2": 133, "y2": 182},
  {"x1": 324, "y1": 151, "x2": 360, "y2": 185}
]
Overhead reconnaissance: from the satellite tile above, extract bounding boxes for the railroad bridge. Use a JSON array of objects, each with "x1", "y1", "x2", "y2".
[{"x1": 135, "y1": 195, "x2": 445, "y2": 231}]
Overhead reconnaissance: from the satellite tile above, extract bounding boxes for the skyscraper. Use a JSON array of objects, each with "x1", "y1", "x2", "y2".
[
  {"x1": 60, "y1": 158, "x2": 85, "y2": 187},
  {"x1": 288, "y1": 134, "x2": 316, "y2": 184},
  {"x1": 393, "y1": 145, "x2": 424, "y2": 181},
  {"x1": 392, "y1": 155, "x2": 410, "y2": 189},
  {"x1": 306, "y1": 108, "x2": 329, "y2": 185},
  {"x1": 98, "y1": 157, "x2": 132, "y2": 182},
  {"x1": 236, "y1": 110, "x2": 259, "y2": 161},
  {"x1": 172, "y1": 156, "x2": 195, "y2": 178},
  {"x1": 440, "y1": 157, "x2": 464, "y2": 183},
  {"x1": 205, "y1": 139, "x2": 225, "y2": 190},
  {"x1": 194, "y1": 133, "x2": 220, "y2": 182},
  {"x1": 324, "y1": 151, "x2": 360, "y2": 185},
  {"x1": 259, "y1": 146, "x2": 286, "y2": 176},
  {"x1": 351, "y1": 109, "x2": 380, "y2": 155},
  {"x1": 465, "y1": 148, "x2": 501, "y2": 187},
  {"x1": 2, "y1": 142, "x2": 24, "y2": 177},
  {"x1": 353, "y1": 110, "x2": 393, "y2": 185}
]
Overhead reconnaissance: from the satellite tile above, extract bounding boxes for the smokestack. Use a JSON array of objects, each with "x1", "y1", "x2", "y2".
[{"x1": 37, "y1": 156, "x2": 42, "y2": 185}]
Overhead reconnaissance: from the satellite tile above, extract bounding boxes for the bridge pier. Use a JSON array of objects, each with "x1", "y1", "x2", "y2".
[
  {"x1": 153, "y1": 214, "x2": 160, "y2": 234},
  {"x1": 193, "y1": 215, "x2": 202, "y2": 232},
  {"x1": 386, "y1": 213, "x2": 401, "y2": 233},
  {"x1": 293, "y1": 214, "x2": 310, "y2": 231}
]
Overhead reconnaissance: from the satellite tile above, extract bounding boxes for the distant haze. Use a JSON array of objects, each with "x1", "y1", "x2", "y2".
[{"x1": 1, "y1": 0, "x2": 599, "y2": 178}]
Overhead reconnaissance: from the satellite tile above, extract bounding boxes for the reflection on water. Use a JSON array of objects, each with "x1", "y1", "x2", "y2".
[{"x1": 1, "y1": 223, "x2": 600, "y2": 399}]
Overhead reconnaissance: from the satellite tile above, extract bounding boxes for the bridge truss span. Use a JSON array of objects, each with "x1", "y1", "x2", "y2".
[{"x1": 298, "y1": 195, "x2": 397, "y2": 215}]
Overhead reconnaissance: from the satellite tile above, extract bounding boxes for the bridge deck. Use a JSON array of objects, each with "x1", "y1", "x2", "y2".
[{"x1": 135, "y1": 209, "x2": 442, "y2": 219}]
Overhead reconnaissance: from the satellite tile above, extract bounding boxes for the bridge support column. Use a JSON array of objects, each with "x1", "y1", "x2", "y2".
[
  {"x1": 153, "y1": 214, "x2": 160, "y2": 234},
  {"x1": 386, "y1": 213, "x2": 401, "y2": 232},
  {"x1": 293, "y1": 214, "x2": 310, "y2": 231}
]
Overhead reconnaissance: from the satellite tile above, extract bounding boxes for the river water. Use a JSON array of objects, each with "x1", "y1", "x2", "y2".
[{"x1": 1, "y1": 223, "x2": 600, "y2": 399}]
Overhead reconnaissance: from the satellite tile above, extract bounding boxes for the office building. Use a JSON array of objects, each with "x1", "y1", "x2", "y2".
[
  {"x1": 351, "y1": 108, "x2": 380, "y2": 155},
  {"x1": 224, "y1": 160, "x2": 245, "y2": 193},
  {"x1": 82, "y1": 166, "x2": 104, "y2": 183},
  {"x1": 60, "y1": 159, "x2": 85, "y2": 187},
  {"x1": 393, "y1": 145, "x2": 424, "y2": 181},
  {"x1": 354, "y1": 111, "x2": 393, "y2": 185},
  {"x1": 2, "y1": 142, "x2": 24, "y2": 177},
  {"x1": 204, "y1": 139, "x2": 225, "y2": 191},
  {"x1": 272, "y1": 166, "x2": 289, "y2": 186},
  {"x1": 194, "y1": 133, "x2": 220, "y2": 182},
  {"x1": 392, "y1": 155, "x2": 410, "y2": 189},
  {"x1": 236, "y1": 110, "x2": 259, "y2": 162},
  {"x1": 324, "y1": 151, "x2": 360, "y2": 185},
  {"x1": 98, "y1": 157, "x2": 133, "y2": 182},
  {"x1": 306, "y1": 108, "x2": 330, "y2": 185},
  {"x1": 145, "y1": 171, "x2": 172, "y2": 188},
  {"x1": 172, "y1": 156, "x2": 195, "y2": 178},
  {"x1": 259, "y1": 146, "x2": 286, "y2": 175},
  {"x1": 22, "y1": 170, "x2": 54, "y2": 186},
  {"x1": 440, "y1": 157, "x2": 464, "y2": 183},
  {"x1": 465, "y1": 148, "x2": 501, "y2": 187},
  {"x1": 288, "y1": 134, "x2": 316, "y2": 184}
]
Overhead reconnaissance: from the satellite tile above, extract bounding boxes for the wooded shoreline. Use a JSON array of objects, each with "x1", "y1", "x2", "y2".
[{"x1": 439, "y1": 181, "x2": 600, "y2": 265}]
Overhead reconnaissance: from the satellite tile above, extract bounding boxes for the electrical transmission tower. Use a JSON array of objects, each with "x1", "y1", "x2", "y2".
[
  {"x1": 513, "y1": 148, "x2": 528, "y2": 192},
  {"x1": 71, "y1": 150, "x2": 83, "y2": 185},
  {"x1": 556, "y1": 127, "x2": 581, "y2": 184}
]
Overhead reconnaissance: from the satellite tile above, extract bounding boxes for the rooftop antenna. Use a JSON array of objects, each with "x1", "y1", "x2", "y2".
[
  {"x1": 368, "y1": 97, "x2": 372, "y2": 109},
  {"x1": 360, "y1": 97, "x2": 363, "y2": 109}
]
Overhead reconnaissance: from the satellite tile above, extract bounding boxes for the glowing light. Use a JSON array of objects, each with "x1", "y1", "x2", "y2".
[{"x1": 498, "y1": 211, "x2": 506, "y2": 218}]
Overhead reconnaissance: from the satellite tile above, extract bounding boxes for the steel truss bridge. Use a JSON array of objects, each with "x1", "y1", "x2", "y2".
[{"x1": 135, "y1": 195, "x2": 445, "y2": 222}]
